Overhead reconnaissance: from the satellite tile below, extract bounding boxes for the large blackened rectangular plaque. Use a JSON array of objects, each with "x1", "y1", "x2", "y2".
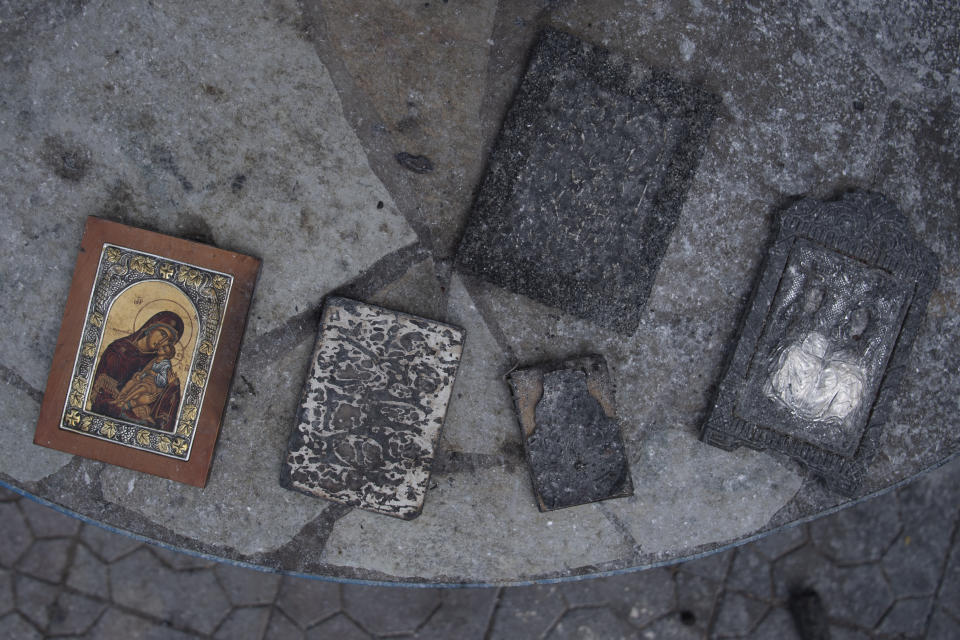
[
  {"x1": 281, "y1": 297, "x2": 464, "y2": 520},
  {"x1": 456, "y1": 28, "x2": 719, "y2": 334},
  {"x1": 702, "y1": 193, "x2": 939, "y2": 495}
]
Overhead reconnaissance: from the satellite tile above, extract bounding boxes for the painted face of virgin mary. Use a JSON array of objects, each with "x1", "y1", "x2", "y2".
[{"x1": 144, "y1": 324, "x2": 177, "y2": 352}]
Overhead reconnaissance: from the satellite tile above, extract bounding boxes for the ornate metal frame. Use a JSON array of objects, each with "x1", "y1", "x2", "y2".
[{"x1": 60, "y1": 244, "x2": 232, "y2": 460}]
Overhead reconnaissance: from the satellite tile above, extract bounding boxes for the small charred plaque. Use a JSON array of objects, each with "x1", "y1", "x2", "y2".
[
  {"x1": 281, "y1": 297, "x2": 464, "y2": 520},
  {"x1": 508, "y1": 355, "x2": 633, "y2": 511},
  {"x1": 456, "y1": 28, "x2": 719, "y2": 333},
  {"x1": 702, "y1": 192, "x2": 939, "y2": 495}
]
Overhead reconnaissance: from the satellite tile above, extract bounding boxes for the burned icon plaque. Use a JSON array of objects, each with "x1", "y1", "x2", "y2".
[
  {"x1": 507, "y1": 355, "x2": 633, "y2": 511},
  {"x1": 456, "y1": 28, "x2": 719, "y2": 333},
  {"x1": 701, "y1": 193, "x2": 939, "y2": 494},
  {"x1": 34, "y1": 217, "x2": 260, "y2": 487},
  {"x1": 282, "y1": 297, "x2": 464, "y2": 520}
]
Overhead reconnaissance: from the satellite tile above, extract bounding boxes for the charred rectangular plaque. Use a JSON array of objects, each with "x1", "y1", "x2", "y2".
[
  {"x1": 701, "y1": 192, "x2": 939, "y2": 495},
  {"x1": 507, "y1": 355, "x2": 633, "y2": 511},
  {"x1": 456, "y1": 28, "x2": 718, "y2": 333},
  {"x1": 281, "y1": 297, "x2": 464, "y2": 520}
]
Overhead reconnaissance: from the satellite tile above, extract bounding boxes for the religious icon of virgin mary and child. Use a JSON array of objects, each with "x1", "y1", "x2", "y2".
[{"x1": 89, "y1": 310, "x2": 184, "y2": 432}]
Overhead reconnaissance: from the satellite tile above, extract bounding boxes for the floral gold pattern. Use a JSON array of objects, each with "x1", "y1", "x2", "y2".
[
  {"x1": 65, "y1": 410, "x2": 81, "y2": 427},
  {"x1": 130, "y1": 255, "x2": 157, "y2": 275},
  {"x1": 199, "y1": 341, "x2": 213, "y2": 356},
  {"x1": 90, "y1": 312, "x2": 104, "y2": 327},
  {"x1": 82, "y1": 342, "x2": 97, "y2": 358},
  {"x1": 80, "y1": 416, "x2": 93, "y2": 432},
  {"x1": 101, "y1": 421, "x2": 117, "y2": 438},
  {"x1": 177, "y1": 265, "x2": 204, "y2": 288},
  {"x1": 136, "y1": 430, "x2": 151, "y2": 446},
  {"x1": 177, "y1": 421, "x2": 194, "y2": 437},
  {"x1": 156, "y1": 436, "x2": 172, "y2": 453},
  {"x1": 172, "y1": 438, "x2": 189, "y2": 455},
  {"x1": 191, "y1": 370, "x2": 207, "y2": 387},
  {"x1": 159, "y1": 262, "x2": 175, "y2": 279},
  {"x1": 105, "y1": 247, "x2": 122, "y2": 262},
  {"x1": 69, "y1": 391, "x2": 83, "y2": 408},
  {"x1": 212, "y1": 275, "x2": 228, "y2": 290}
]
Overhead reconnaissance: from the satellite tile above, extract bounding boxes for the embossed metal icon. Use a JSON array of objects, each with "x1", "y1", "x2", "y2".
[{"x1": 702, "y1": 193, "x2": 939, "y2": 494}]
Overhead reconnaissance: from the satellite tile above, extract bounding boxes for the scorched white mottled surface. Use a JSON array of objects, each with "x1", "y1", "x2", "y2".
[{"x1": 282, "y1": 297, "x2": 464, "y2": 519}]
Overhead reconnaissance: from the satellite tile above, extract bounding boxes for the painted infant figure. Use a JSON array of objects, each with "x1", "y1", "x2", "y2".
[{"x1": 114, "y1": 344, "x2": 178, "y2": 423}]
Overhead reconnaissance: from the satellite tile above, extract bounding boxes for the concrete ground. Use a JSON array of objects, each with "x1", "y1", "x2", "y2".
[{"x1": 2, "y1": 455, "x2": 958, "y2": 639}]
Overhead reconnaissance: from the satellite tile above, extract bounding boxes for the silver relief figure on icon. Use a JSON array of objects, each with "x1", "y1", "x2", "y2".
[{"x1": 765, "y1": 275, "x2": 868, "y2": 423}]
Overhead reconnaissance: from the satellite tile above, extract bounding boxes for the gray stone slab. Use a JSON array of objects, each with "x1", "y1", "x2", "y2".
[
  {"x1": 214, "y1": 564, "x2": 281, "y2": 607},
  {"x1": 14, "y1": 574, "x2": 59, "y2": 630},
  {"x1": 809, "y1": 495, "x2": 901, "y2": 564},
  {"x1": 306, "y1": 613, "x2": 371, "y2": 640},
  {"x1": 265, "y1": 610, "x2": 306, "y2": 639},
  {"x1": 282, "y1": 297, "x2": 464, "y2": 519},
  {"x1": 274, "y1": 577, "x2": 340, "y2": 629},
  {"x1": 19, "y1": 499, "x2": 80, "y2": 539},
  {"x1": 751, "y1": 525, "x2": 808, "y2": 562},
  {"x1": 547, "y1": 607, "x2": 638, "y2": 639},
  {"x1": 47, "y1": 592, "x2": 106, "y2": 636},
  {"x1": 785, "y1": 589, "x2": 831, "y2": 640},
  {"x1": 674, "y1": 570, "x2": 721, "y2": 635},
  {"x1": 0, "y1": 503, "x2": 32, "y2": 569},
  {"x1": 321, "y1": 463, "x2": 633, "y2": 581},
  {"x1": 151, "y1": 546, "x2": 217, "y2": 571},
  {"x1": 457, "y1": 28, "x2": 718, "y2": 334},
  {"x1": 753, "y1": 607, "x2": 802, "y2": 640},
  {"x1": 488, "y1": 585, "x2": 567, "y2": 640},
  {"x1": 939, "y1": 543, "x2": 960, "y2": 620},
  {"x1": 439, "y1": 275, "x2": 516, "y2": 455},
  {"x1": 314, "y1": 0, "x2": 499, "y2": 257},
  {"x1": 366, "y1": 258, "x2": 447, "y2": 326},
  {"x1": 776, "y1": 547, "x2": 894, "y2": 630},
  {"x1": 727, "y1": 548, "x2": 773, "y2": 601},
  {"x1": 109, "y1": 548, "x2": 231, "y2": 635},
  {"x1": 640, "y1": 615, "x2": 703, "y2": 640},
  {"x1": 508, "y1": 356, "x2": 632, "y2": 510},
  {"x1": 16, "y1": 538, "x2": 71, "y2": 583},
  {"x1": 928, "y1": 607, "x2": 960, "y2": 640},
  {"x1": 882, "y1": 532, "x2": 948, "y2": 599},
  {"x1": 0, "y1": 570, "x2": 11, "y2": 618},
  {"x1": 0, "y1": 384, "x2": 71, "y2": 483},
  {"x1": 0, "y1": 614, "x2": 42, "y2": 640},
  {"x1": 213, "y1": 607, "x2": 272, "y2": 640},
  {"x1": 87, "y1": 609, "x2": 199, "y2": 640},
  {"x1": 712, "y1": 592, "x2": 769, "y2": 637},
  {"x1": 66, "y1": 545, "x2": 109, "y2": 597},
  {"x1": 79, "y1": 524, "x2": 142, "y2": 563},
  {"x1": 412, "y1": 589, "x2": 499, "y2": 640},
  {"x1": 558, "y1": 566, "x2": 674, "y2": 628},
  {"x1": 342, "y1": 584, "x2": 439, "y2": 635},
  {"x1": 875, "y1": 597, "x2": 932, "y2": 638}
]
